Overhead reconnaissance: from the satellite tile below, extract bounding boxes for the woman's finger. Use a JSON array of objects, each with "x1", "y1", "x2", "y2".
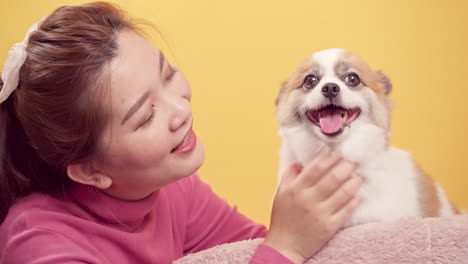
[
  {"x1": 314, "y1": 160, "x2": 357, "y2": 201},
  {"x1": 296, "y1": 153, "x2": 342, "y2": 187},
  {"x1": 324, "y1": 176, "x2": 363, "y2": 214},
  {"x1": 331, "y1": 196, "x2": 361, "y2": 227}
]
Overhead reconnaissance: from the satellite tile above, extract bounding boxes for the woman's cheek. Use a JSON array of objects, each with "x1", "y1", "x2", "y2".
[
  {"x1": 131, "y1": 134, "x2": 171, "y2": 165},
  {"x1": 136, "y1": 145, "x2": 168, "y2": 165}
]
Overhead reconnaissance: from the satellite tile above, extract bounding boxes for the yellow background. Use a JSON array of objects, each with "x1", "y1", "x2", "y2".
[{"x1": 1, "y1": 0, "x2": 467, "y2": 225}]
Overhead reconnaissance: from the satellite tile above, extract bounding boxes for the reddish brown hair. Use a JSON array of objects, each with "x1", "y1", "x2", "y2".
[{"x1": 0, "y1": 2, "x2": 138, "y2": 222}]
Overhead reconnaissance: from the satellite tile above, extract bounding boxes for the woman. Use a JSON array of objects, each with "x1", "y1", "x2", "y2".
[{"x1": 0, "y1": 2, "x2": 362, "y2": 263}]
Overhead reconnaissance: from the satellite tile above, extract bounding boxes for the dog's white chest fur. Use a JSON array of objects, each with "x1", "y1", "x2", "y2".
[{"x1": 279, "y1": 124, "x2": 424, "y2": 227}]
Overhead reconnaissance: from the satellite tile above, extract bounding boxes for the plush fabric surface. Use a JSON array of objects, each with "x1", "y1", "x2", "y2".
[{"x1": 175, "y1": 214, "x2": 468, "y2": 264}]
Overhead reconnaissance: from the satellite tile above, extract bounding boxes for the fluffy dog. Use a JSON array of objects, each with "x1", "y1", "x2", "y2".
[{"x1": 276, "y1": 48, "x2": 458, "y2": 227}]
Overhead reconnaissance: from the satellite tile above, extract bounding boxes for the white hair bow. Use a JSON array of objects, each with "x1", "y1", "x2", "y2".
[{"x1": 0, "y1": 16, "x2": 47, "y2": 104}]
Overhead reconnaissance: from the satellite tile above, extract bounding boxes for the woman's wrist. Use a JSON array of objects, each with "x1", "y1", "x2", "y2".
[{"x1": 262, "y1": 238, "x2": 306, "y2": 264}]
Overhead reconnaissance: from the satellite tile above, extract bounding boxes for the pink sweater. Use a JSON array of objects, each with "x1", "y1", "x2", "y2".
[{"x1": 0, "y1": 174, "x2": 292, "y2": 264}]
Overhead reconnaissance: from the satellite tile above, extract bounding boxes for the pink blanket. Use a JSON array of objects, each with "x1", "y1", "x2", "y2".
[{"x1": 175, "y1": 214, "x2": 468, "y2": 264}]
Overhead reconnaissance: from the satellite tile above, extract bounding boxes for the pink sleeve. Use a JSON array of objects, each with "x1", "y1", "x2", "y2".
[
  {"x1": 1, "y1": 228, "x2": 104, "y2": 264},
  {"x1": 183, "y1": 174, "x2": 267, "y2": 253},
  {"x1": 249, "y1": 244, "x2": 295, "y2": 264}
]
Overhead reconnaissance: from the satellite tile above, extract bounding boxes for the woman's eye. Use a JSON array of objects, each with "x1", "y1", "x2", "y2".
[
  {"x1": 345, "y1": 73, "x2": 361, "y2": 87},
  {"x1": 303, "y1": 75, "x2": 320, "y2": 89},
  {"x1": 140, "y1": 107, "x2": 156, "y2": 129},
  {"x1": 165, "y1": 66, "x2": 177, "y2": 83}
]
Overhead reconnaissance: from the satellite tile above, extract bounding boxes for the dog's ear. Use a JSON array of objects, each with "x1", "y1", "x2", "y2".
[
  {"x1": 376, "y1": 71, "x2": 392, "y2": 95},
  {"x1": 275, "y1": 79, "x2": 289, "y2": 106}
]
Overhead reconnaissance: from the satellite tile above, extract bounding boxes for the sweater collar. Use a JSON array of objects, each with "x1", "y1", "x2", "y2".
[{"x1": 69, "y1": 182, "x2": 160, "y2": 227}]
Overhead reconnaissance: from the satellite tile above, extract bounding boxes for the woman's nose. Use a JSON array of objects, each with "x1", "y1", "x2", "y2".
[{"x1": 167, "y1": 94, "x2": 191, "y2": 132}]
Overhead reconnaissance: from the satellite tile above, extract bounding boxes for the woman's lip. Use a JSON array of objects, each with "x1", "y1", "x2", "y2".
[{"x1": 171, "y1": 128, "x2": 196, "y2": 154}]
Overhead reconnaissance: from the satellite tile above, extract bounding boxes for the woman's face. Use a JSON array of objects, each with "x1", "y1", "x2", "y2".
[{"x1": 95, "y1": 30, "x2": 205, "y2": 200}]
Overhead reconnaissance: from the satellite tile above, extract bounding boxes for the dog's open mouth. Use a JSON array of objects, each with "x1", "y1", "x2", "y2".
[{"x1": 307, "y1": 105, "x2": 361, "y2": 136}]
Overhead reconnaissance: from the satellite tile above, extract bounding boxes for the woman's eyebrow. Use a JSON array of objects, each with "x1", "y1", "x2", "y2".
[{"x1": 121, "y1": 90, "x2": 151, "y2": 125}]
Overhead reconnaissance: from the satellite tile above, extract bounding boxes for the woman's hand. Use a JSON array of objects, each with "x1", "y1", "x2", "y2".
[{"x1": 263, "y1": 153, "x2": 363, "y2": 264}]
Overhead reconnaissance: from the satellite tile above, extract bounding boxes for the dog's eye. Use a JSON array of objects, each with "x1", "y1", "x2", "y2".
[
  {"x1": 303, "y1": 75, "x2": 320, "y2": 89},
  {"x1": 345, "y1": 73, "x2": 361, "y2": 87}
]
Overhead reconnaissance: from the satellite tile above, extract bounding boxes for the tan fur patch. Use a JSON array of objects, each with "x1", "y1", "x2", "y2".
[
  {"x1": 415, "y1": 162, "x2": 461, "y2": 216},
  {"x1": 277, "y1": 56, "x2": 317, "y2": 105},
  {"x1": 275, "y1": 80, "x2": 288, "y2": 106},
  {"x1": 376, "y1": 70, "x2": 392, "y2": 95},
  {"x1": 414, "y1": 163, "x2": 442, "y2": 217},
  {"x1": 341, "y1": 51, "x2": 386, "y2": 101}
]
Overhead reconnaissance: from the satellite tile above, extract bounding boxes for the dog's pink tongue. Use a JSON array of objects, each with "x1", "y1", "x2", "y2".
[{"x1": 319, "y1": 108, "x2": 346, "y2": 134}]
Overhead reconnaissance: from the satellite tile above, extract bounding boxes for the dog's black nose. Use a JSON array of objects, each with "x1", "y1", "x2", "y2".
[{"x1": 322, "y1": 83, "x2": 340, "y2": 99}]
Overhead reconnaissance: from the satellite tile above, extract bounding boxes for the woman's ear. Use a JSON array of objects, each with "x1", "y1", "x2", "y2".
[{"x1": 67, "y1": 161, "x2": 112, "y2": 190}]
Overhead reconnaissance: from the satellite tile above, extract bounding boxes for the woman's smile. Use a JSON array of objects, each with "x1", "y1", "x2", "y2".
[{"x1": 171, "y1": 128, "x2": 197, "y2": 154}]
